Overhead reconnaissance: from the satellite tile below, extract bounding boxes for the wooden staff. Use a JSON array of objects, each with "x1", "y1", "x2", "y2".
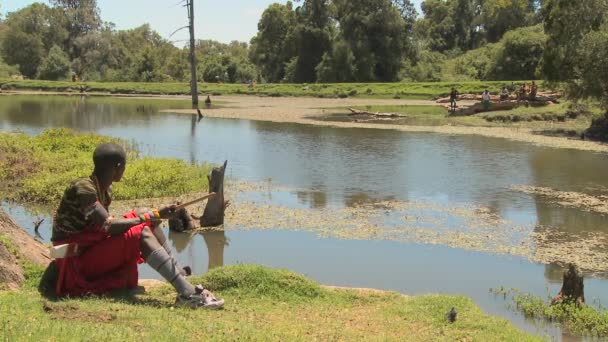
[{"x1": 174, "y1": 192, "x2": 216, "y2": 210}]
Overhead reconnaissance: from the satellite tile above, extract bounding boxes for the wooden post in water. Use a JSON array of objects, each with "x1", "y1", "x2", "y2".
[{"x1": 187, "y1": 0, "x2": 198, "y2": 109}]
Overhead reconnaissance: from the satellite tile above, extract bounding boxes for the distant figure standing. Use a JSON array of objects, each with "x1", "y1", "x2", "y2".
[
  {"x1": 508, "y1": 82, "x2": 516, "y2": 92},
  {"x1": 530, "y1": 81, "x2": 538, "y2": 101},
  {"x1": 500, "y1": 87, "x2": 509, "y2": 102},
  {"x1": 482, "y1": 90, "x2": 491, "y2": 111},
  {"x1": 204, "y1": 95, "x2": 211, "y2": 109},
  {"x1": 518, "y1": 83, "x2": 527, "y2": 102},
  {"x1": 449, "y1": 87, "x2": 459, "y2": 112}
]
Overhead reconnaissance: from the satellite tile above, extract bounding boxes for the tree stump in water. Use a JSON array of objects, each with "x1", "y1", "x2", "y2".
[
  {"x1": 552, "y1": 264, "x2": 585, "y2": 307},
  {"x1": 200, "y1": 160, "x2": 229, "y2": 227}
]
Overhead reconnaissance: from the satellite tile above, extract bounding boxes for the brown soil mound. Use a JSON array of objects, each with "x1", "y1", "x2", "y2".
[{"x1": 0, "y1": 209, "x2": 50, "y2": 289}]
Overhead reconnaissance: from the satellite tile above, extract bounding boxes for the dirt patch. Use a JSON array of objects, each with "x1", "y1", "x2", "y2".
[
  {"x1": 0, "y1": 209, "x2": 50, "y2": 289},
  {"x1": 0, "y1": 242, "x2": 24, "y2": 290},
  {"x1": 42, "y1": 302, "x2": 116, "y2": 322}
]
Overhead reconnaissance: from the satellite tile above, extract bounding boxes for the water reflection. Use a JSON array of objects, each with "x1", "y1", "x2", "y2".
[
  {"x1": 168, "y1": 229, "x2": 228, "y2": 270},
  {"x1": 0, "y1": 95, "x2": 191, "y2": 132},
  {"x1": 202, "y1": 230, "x2": 229, "y2": 270}
]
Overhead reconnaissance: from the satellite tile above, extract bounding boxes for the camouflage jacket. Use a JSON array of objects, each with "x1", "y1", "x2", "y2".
[{"x1": 51, "y1": 175, "x2": 112, "y2": 242}]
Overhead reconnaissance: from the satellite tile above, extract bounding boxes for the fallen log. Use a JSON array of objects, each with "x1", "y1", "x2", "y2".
[{"x1": 347, "y1": 108, "x2": 407, "y2": 118}]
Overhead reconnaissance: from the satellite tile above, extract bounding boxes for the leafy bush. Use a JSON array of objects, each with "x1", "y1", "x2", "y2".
[
  {"x1": 38, "y1": 45, "x2": 70, "y2": 81},
  {"x1": 400, "y1": 50, "x2": 446, "y2": 82},
  {"x1": 489, "y1": 25, "x2": 546, "y2": 80}
]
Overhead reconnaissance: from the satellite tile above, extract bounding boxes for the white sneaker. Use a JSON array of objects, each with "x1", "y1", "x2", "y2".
[{"x1": 175, "y1": 285, "x2": 224, "y2": 310}]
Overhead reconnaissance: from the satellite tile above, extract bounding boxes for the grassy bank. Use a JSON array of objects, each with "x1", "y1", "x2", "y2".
[
  {"x1": 334, "y1": 101, "x2": 597, "y2": 135},
  {"x1": 0, "y1": 128, "x2": 211, "y2": 205},
  {"x1": 492, "y1": 288, "x2": 608, "y2": 338},
  {"x1": 0, "y1": 264, "x2": 540, "y2": 341},
  {"x1": 0, "y1": 79, "x2": 546, "y2": 100}
]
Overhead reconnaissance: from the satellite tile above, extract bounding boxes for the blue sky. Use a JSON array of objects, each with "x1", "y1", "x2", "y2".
[{"x1": 4, "y1": 1, "x2": 423, "y2": 45}]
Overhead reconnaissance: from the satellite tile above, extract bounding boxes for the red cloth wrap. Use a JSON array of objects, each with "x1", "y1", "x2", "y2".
[{"x1": 53, "y1": 211, "x2": 150, "y2": 297}]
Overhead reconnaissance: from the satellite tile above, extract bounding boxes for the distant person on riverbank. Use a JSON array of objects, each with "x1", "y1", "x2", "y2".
[
  {"x1": 482, "y1": 90, "x2": 491, "y2": 111},
  {"x1": 205, "y1": 95, "x2": 212, "y2": 108},
  {"x1": 518, "y1": 83, "x2": 527, "y2": 102},
  {"x1": 48, "y1": 143, "x2": 223, "y2": 309},
  {"x1": 530, "y1": 81, "x2": 538, "y2": 101},
  {"x1": 508, "y1": 82, "x2": 516, "y2": 92},
  {"x1": 500, "y1": 87, "x2": 510, "y2": 102},
  {"x1": 449, "y1": 87, "x2": 458, "y2": 112}
]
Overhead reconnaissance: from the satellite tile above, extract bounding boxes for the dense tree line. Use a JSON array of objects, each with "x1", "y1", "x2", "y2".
[
  {"x1": 1, "y1": 0, "x2": 608, "y2": 109},
  {"x1": 0, "y1": 1, "x2": 256, "y2": 83}
]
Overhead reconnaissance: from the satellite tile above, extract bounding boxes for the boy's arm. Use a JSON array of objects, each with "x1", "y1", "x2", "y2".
[{"x1": 85, "y1": 202, "x2": 177, "y2": 236}]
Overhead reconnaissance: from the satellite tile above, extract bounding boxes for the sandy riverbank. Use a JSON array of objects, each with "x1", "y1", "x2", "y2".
[
  {"x1": 164, "y1": 95, "x2": 608, "y2": 153},
  {"x1": 2, "y1": 90, "x2": 606, "y2": 152}
]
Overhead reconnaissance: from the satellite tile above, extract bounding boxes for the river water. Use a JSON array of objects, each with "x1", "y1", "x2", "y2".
[{"x1": 1, "y1": 94, "x2": 608, "y2": 341}]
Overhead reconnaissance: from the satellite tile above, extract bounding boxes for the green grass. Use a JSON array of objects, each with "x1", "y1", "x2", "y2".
[
  {"x1": 326, "y1": 101, "x2": 599, "y2": 132},
  {"x1": 492, "y1": 287, "x2": 608, "y2": 338},
  {"x1": 0, "y1": 79, "x2": 551, "y2": 100},
  {"x1": 0, "y1": 128, "x2": 212, "y2": 205},
  {"x1": 0, "y1": 264, "x2": 541, "y2": 341}
]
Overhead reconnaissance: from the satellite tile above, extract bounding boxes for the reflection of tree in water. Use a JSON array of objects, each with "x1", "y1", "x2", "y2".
[
  {"x1": 0, "y1": 96, "x2": 170, "y2": 130},
  {"x1": 528, "y1": 148, "x2": 608, "y2": 280},
  {"x1": 202, "y1": 230, "x2": 229, "y2": 270},
  {"x1": 168, "y1": 229, "x2": 192, "y2": 253},
  {"x1": 168, "y1": 229, "x2": 229, "y2": 271},
  {"x1": 189, "y1": 114, "x2": 198, "y2": 164},
  {"x1": 343, "y1": 192, "x2": 396, "y2": 207},
  {"x1": 544, "y1": 262, "x2": 568, "y2": 284},
  {"x1": 296, "y1": 183, "x2": 327, "y2": 208}
]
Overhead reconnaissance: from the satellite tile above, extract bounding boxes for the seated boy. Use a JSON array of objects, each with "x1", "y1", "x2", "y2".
[{"x1": 50, "y1": 143, "x2": 223, "y2": 309}]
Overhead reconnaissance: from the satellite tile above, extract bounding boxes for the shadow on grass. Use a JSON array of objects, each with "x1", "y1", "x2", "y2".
[{"x1": 37, "y1": 261, "x2": 169, "y2": 308}]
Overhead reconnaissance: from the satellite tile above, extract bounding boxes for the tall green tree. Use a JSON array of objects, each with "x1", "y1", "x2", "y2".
[
  {"x1": 574, "y1": 26, "x2": 608, "y2": 106},
  {"x1": 315, "y1": 39, "x2": 357, "y2": 82},
  {"x1": 71, "y1": 27, "x2": 125, "y2": 81},
  {"x1": 490, "y1": 25, "x2": 546, "y2": 80},
  {"x1": 249, "y1": 2, "x2": 296, "y2": 82},
  {"x1": 0, "y1": 3, "x2": 68, "y2": 78},
  {"x1": 288, "y1": 0, "x2": 333, "y2": 82},
  {"x1": 50, "y1": 0, "x2": 101, "y2": 58},
  {"x1": 38, "y1": 45, "x2": 70, "y2": 80},
  {"x1": 541, "y1": 0, "x2": 608, "y2": 81},
  {"x1": 418, "y1": 0, "x2": 457, "y2": 52},
  {"x1": 392, "y1": 0, "x2": 418, "y2": 60},
  {"x1": 480, "y1": 0, "x2": 534, "y2": 43},
  {"x1": 332, "y1": 0, "x2": 409, "y2": 81}
]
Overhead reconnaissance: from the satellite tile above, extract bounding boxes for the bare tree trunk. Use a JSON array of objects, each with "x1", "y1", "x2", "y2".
[
  {"x1": 200, "y1": 160, "x2": 229, "y2": 227},
  {"x1": 552, "y1": 264, "x2": 585, "y2": 307}
]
